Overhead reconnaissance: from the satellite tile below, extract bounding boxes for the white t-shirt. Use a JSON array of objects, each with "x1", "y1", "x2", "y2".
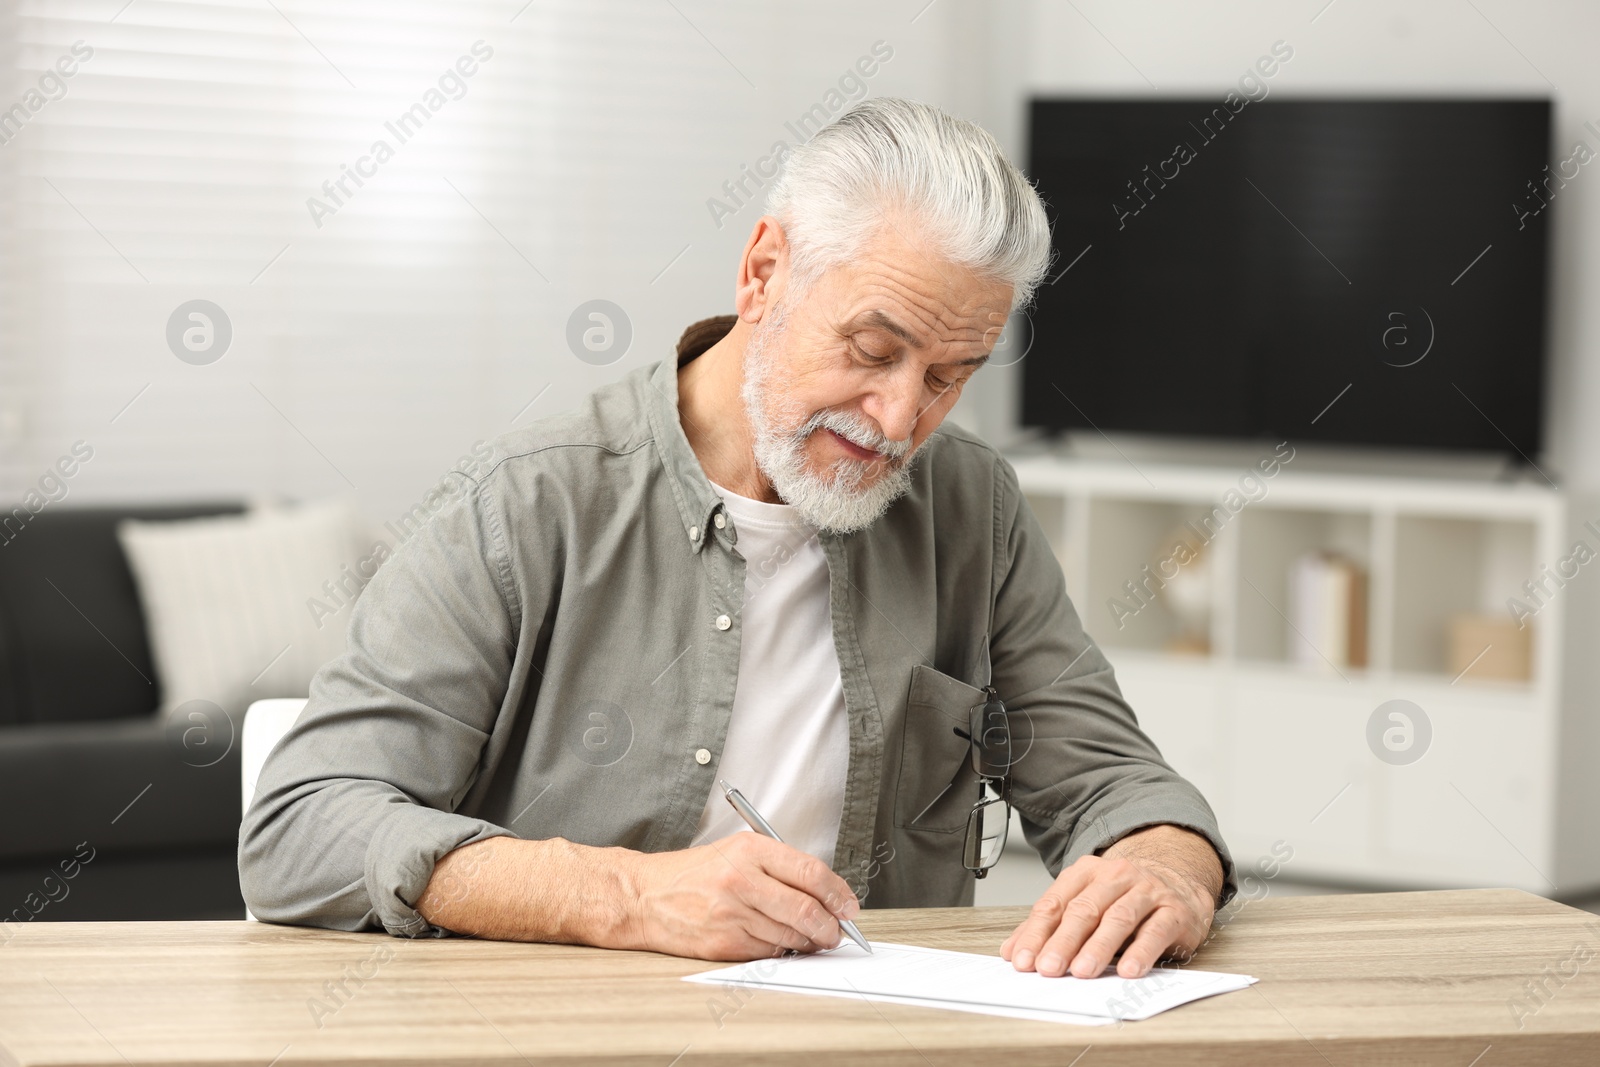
[{"x1": 692, "y1": 480, "x2": 850, "y2": 867}]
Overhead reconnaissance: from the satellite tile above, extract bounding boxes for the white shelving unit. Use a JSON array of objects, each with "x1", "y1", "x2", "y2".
[{"x1": 1009, "y1": 452, "x2": 1600, "y2": 896}]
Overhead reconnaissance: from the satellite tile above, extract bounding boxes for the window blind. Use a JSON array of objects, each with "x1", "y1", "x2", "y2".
[{"x1": 0, "y1": 1, "x2": 967, "y2": 516}]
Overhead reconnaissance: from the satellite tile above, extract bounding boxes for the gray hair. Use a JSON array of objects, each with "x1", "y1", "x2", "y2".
[{"x1": 763, "y1": 97, "x2": 1053, "y2": 313}]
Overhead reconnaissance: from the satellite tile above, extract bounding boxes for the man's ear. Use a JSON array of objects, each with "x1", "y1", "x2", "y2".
[{"x1": 735, "y1": 215, "x2": 789, "y2": 323}]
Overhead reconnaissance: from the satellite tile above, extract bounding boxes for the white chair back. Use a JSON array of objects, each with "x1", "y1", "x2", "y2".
[{"x1": 241, "y1": 697, "x2": 308, "y2": 920}]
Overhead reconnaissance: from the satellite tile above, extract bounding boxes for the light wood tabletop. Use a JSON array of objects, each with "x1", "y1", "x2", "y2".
[{"x1": 1, "y1": 888, "x2": 1596, "y2": 1066}]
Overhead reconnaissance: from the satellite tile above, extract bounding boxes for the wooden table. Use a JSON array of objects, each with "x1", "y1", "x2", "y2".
[{"x1": 2, "y1": 889, "x2": 1597, "y2": 1065}]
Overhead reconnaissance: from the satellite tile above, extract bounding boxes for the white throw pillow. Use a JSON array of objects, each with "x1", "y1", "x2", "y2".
[{"x1": 117, "y1": 499, "x2": 373, "y2": 720}]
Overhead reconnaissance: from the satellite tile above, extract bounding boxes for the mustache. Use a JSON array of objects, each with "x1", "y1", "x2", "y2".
[{"x1": 797, "y1": 408, "x2": 913, "y2": 462}]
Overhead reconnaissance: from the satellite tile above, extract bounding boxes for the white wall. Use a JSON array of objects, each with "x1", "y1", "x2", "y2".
[
  {"x1": 958, "y1": 0, "x2": 1600, "y2": 490},
  {"x1": 0, "y1": 0, "x2": 996, "y2": 520},
  {"x1": 3, "y1": 0, "x2": 1596, "y2": 518}
]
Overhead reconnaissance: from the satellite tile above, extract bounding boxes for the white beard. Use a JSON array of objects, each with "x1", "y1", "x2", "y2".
[{"x1": 740, "y1": 304, "x2": 920, "y2": 535}]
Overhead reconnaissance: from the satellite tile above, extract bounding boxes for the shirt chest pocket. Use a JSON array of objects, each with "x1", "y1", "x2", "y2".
[{"x1": 893, "y1": 664, "x2": 986, "y2": 834}]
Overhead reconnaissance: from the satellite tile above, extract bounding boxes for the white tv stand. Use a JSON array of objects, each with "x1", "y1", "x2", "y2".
[{"x1": 1008, "y1": 451, "x2": 1600, "y2": 896}]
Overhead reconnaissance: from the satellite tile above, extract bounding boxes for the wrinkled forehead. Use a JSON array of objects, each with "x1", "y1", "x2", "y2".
[
  {"x1": 810, "y1": 233, "x2": 1013, "y2": 350},
  {"x1": 840, "y1": 301, "x2": 1009, "y2": 352}
]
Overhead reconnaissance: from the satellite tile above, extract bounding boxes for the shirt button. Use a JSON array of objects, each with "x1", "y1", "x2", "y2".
[
  {"x1": 694, "y1": 748, "x2": 712, "y2": 765},
  {"x1": 713, "y1": 513, "x2": 727, "y2": 530},
  {"x1": 714, "y1": 614, "x2": 731, "y2": 630},
  {"x1": 688, "y1": 525, "x2": 699, "y2": 542}
]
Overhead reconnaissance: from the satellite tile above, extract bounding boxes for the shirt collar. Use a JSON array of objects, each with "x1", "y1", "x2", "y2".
[{"x1": 642, "y1": 315, "x2": 740, "y2": 555}]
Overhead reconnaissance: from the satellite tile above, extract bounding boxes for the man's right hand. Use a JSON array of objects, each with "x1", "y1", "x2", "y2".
[
  {"x1": 622, "y1": 832, "x2": 860, "y2": 961},
  {"x1": 415, "y1": 833, "x2": 859, "y2": 961}
]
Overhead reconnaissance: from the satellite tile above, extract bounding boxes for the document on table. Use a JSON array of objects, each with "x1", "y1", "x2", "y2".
[{"x1": 684, "y1": 941, "x2": 1257, "y2": 1026}]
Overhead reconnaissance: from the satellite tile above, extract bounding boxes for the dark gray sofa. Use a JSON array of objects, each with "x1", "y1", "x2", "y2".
[{"x1": 0, "y1": 505, "x2": 246, "y2": 922}]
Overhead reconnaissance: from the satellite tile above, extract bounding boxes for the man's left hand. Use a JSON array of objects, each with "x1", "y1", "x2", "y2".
[{"x1": 1000, "y1": 824, "x2": 1225, "y2": 979}]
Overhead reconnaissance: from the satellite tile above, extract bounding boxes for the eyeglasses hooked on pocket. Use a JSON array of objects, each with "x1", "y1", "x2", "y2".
[{"x1": 894, "y1": 666, "x2": 1013, "y2": 835}]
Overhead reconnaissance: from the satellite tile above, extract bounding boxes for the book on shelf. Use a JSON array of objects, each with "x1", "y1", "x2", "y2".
[{"x1": 1288, "y1": 552, "x2": 1368, "y2": 671}]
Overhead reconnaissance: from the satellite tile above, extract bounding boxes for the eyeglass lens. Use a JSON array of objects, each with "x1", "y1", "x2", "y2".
[{"x1": 964, "y1": 794, "x2": 1010, "y2": 871}]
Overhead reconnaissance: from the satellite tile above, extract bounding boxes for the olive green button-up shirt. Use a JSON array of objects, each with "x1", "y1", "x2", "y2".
[{"x1": 239, "y1": 317, "x2": 1236, "y2": 938}]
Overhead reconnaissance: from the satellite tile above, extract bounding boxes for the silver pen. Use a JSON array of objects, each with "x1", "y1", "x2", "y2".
[{"x1": 720, "y1": 780, "x2": 872, "y2": 954}]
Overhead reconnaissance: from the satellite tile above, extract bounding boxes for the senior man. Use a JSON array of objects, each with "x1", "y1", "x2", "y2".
[{"x1": 241, "y1": 98, "x2": 1235, "y2": 981}]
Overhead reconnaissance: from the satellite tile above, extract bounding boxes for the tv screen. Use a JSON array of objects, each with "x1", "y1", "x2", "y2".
[{"x1": 1022, "y1": 98, "x2": 1552, "y2": 460}]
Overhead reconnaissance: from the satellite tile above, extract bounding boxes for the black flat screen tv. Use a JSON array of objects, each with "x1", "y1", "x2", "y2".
[{"x1": 1022, "y1": 97, "x2": 1552, "y2": 460}]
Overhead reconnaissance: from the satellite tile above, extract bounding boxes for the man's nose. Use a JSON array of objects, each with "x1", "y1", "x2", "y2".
[{"x1": 867, "y1": 364, "x2": 924, "y2": 445}]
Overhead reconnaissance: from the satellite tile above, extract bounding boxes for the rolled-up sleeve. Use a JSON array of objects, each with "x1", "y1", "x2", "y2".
[
  {"x1": 990, "y1": 458, "x2": 1237, "y2": 906},
  {"x1": 239, "y1": 476, "x2": 524, "y2": 936}
]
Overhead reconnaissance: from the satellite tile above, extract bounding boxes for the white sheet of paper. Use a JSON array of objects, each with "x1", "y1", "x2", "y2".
[{"x1": 684, "y1": 941, "x2": 1256, "y2": 1025}]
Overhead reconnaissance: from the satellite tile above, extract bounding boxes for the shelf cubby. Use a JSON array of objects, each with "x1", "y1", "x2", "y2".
[
  {"x1": 1235, "y1": 508, "x2": 1372, "y2": 668},
  {"x1": 1391, "y1": 514, "x2": 1538, "y2": 681},
  {"x1": 1083, "y1": 496, "x2": 1219, "y2": 655}
]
